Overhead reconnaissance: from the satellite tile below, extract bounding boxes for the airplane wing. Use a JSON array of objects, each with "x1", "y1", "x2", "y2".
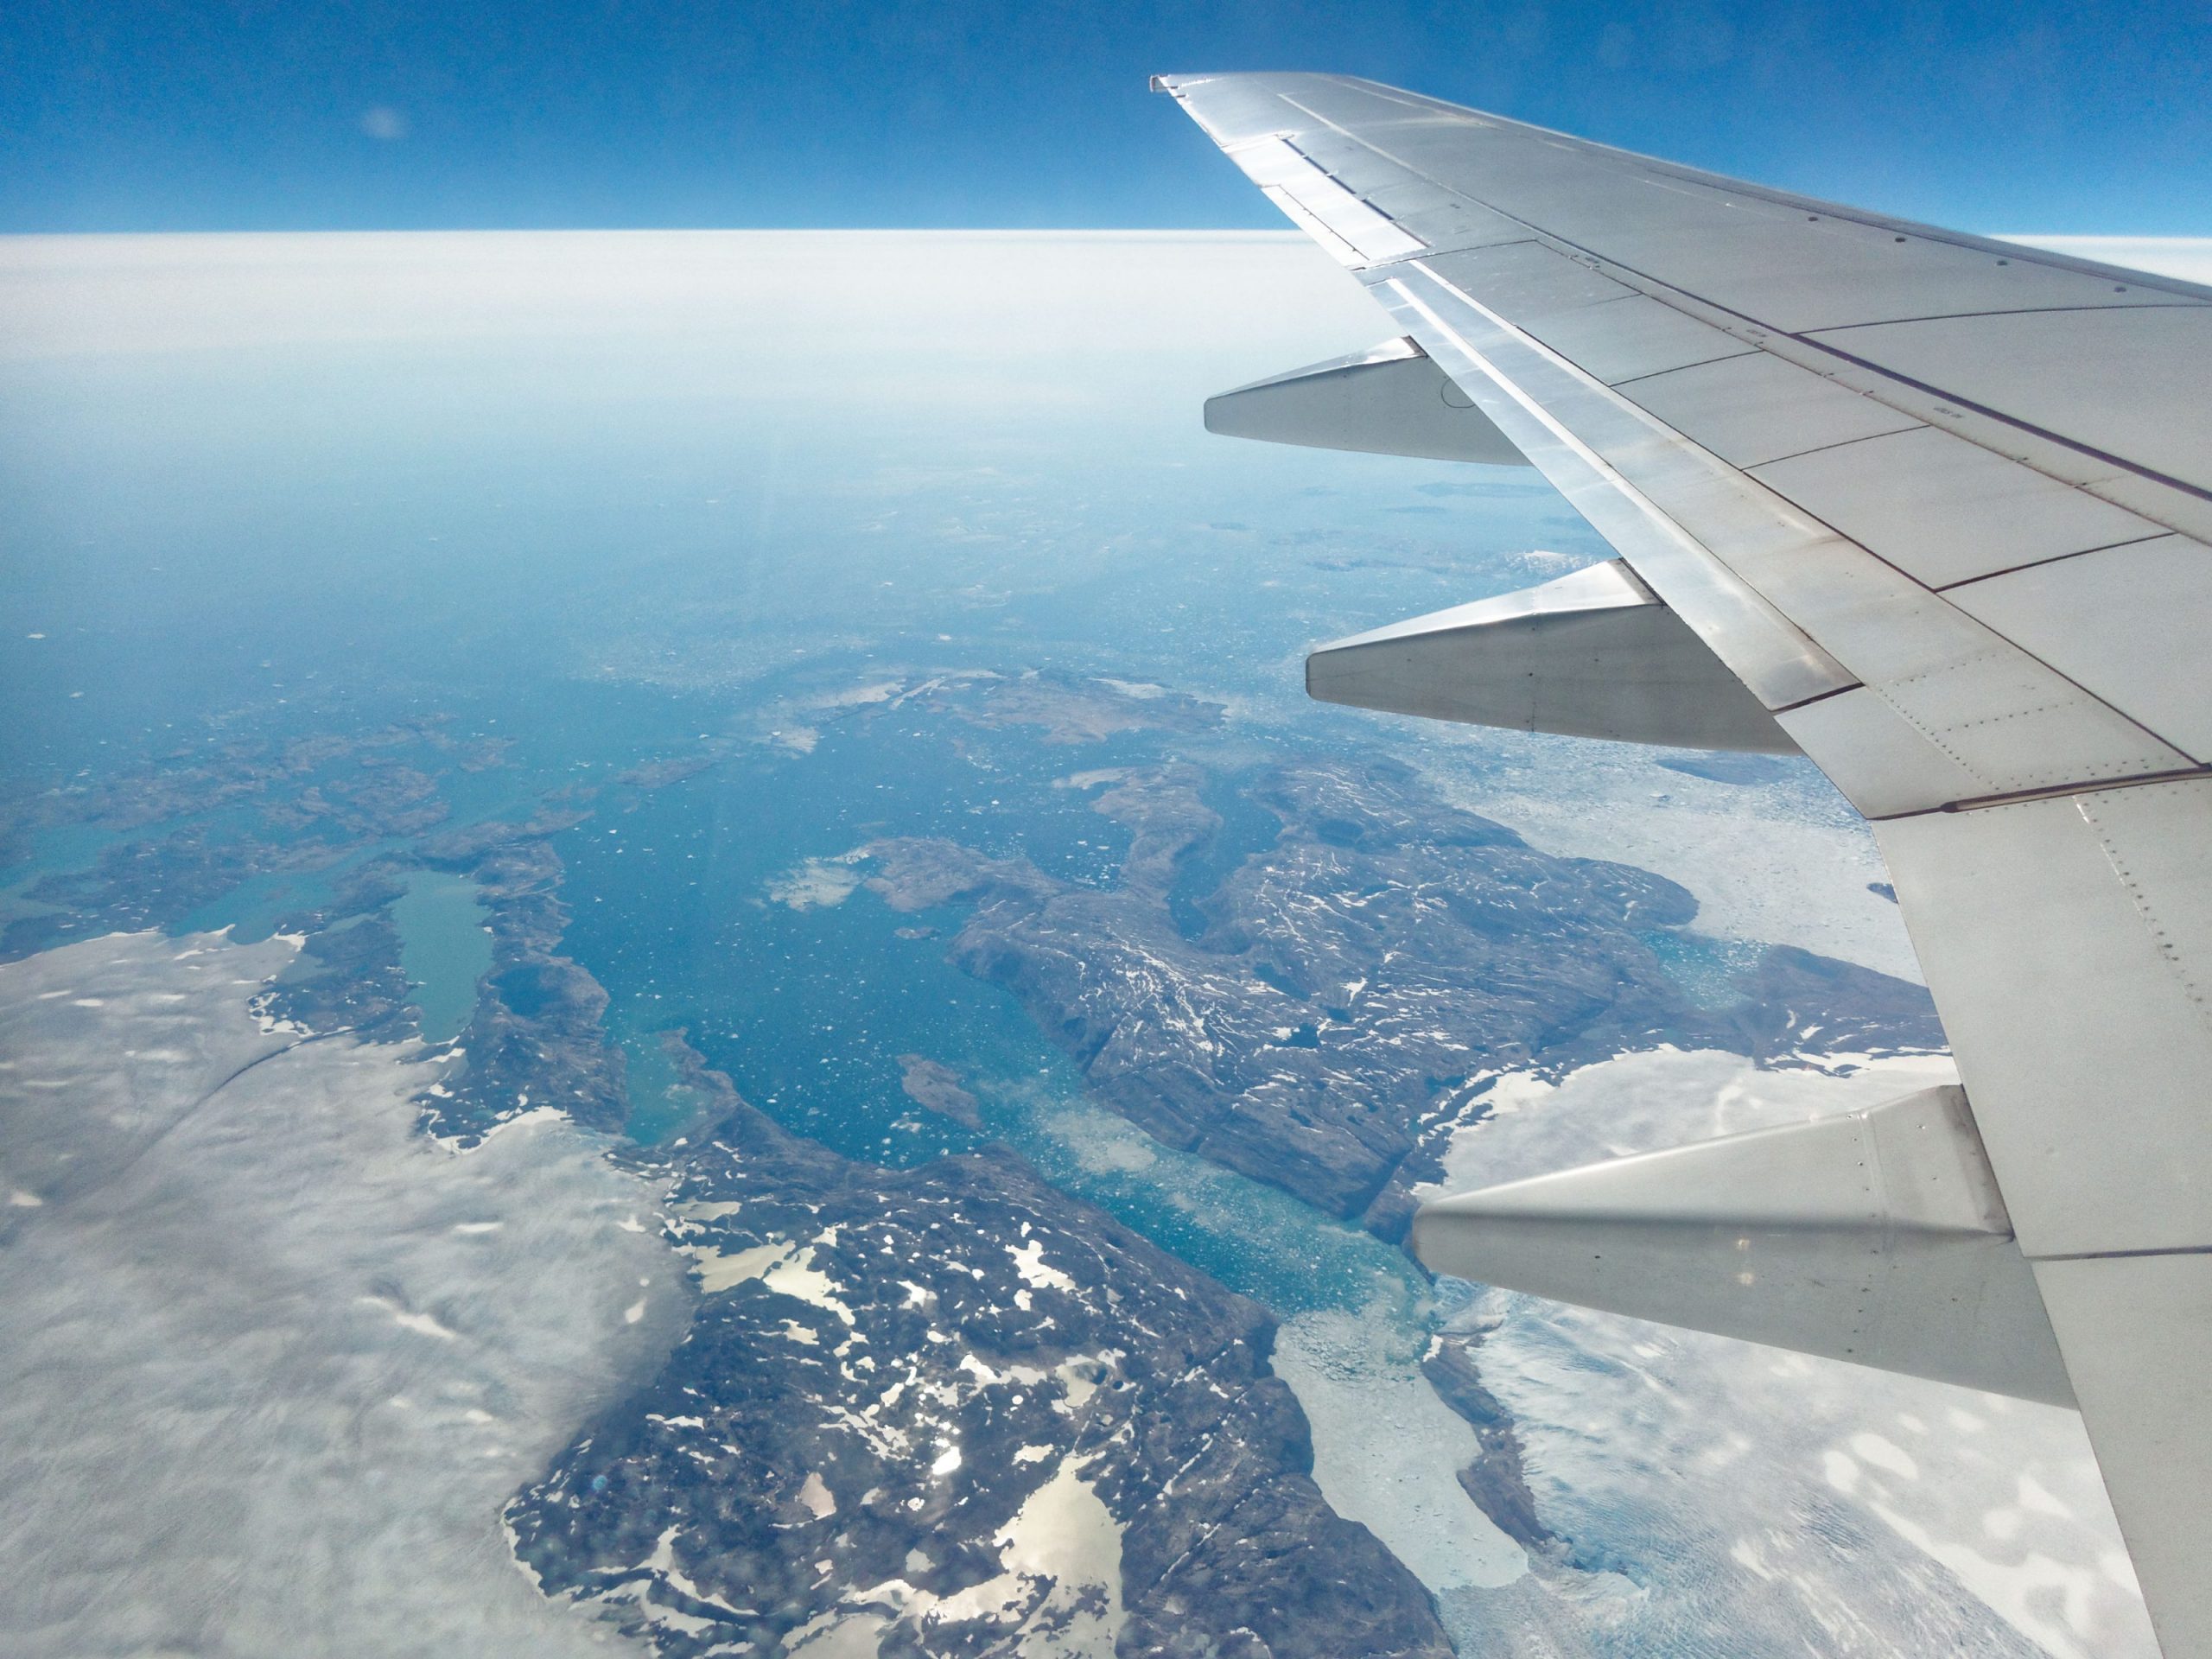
[{"x1": 1155, "y1": 71, "x2": 2212, "y2": 1656}]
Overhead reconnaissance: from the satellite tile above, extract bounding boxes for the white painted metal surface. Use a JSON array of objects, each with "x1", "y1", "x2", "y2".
[
  {"x1": 1622, "y1": 351, "x2": 1921, "y2": 470},
  {"x1": 1944, "y1": 537, "x2": 2212, "y2": 761},
  {"x1": 1367, "y1": 260, "x2": 2191, "y2": 813},
  {"x1": 2032, "y1": 1254, "x2": 2212, "y2": 1646},
  {"x1": 1220, "y1": 134, "x2": 1427, "y2": 265},
  {"x1": 1421, "y1": 240, "x2": 1637, "y2": 321},
  {"x1": 1158, "y1": 69, "x2": 2212, "y2": 1656},
  {"x1": 1772, "y1": 688, "x2": 1990, "y2": 820},
  {"x1": 1872, "y1": 778, "x2": 2212, "y2": 1259},
  {"x1": 1412, "y1": 1085, "x2": 2075, "y2": 1404},
  {"x1": 1749, "y1": 423, "x2": 2164, "y2": 590},
  {"x1": 1306, "y1": 559, "x2": 1795, "y2": 750},
  {"x1": 1519, "y1": 294, "x2": 1754, "y2": 387},
  {"x1": 1815, "y1": 308, "x2": 2212, "y2": 497}
]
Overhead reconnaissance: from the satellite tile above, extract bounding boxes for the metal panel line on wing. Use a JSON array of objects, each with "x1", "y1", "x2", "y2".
[
  {"x1": 1274, "y1": 82, "x2": 2212, "y2": 304},
  {"x1": 1259, "y1": 85, "x2": 2212, "y2": 525},
  {"x1": 1388, "y1": 258, "x2": 2200, "y2": 786}
]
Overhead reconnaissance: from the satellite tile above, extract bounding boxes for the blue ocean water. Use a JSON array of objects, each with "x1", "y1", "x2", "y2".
[
  {"x1": 1, "y1": 233, "x2": 1603, "y2": 1355},
  {"x1": 554, "y1": 705, "x2": 1431, "y2": 1321}
]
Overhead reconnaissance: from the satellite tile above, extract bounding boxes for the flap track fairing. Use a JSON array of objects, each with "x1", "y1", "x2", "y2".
[
  {"x1": 1412, "y1": 1085, "x2": 2075, "y2": 1405},
  {"x1": 1204, "y1": 337, "x2": 1530, "y2": 466},
  {"x1": 1306, "y1": 559, "x2": 1799, "y2": 753}
]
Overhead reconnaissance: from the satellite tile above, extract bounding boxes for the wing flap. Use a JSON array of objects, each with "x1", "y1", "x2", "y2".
[
  {"x1": 1874, "y1": 777, "x2": 2212, "y2": 1259},
  {"x1": 2031, "y1": 1255, "x2": 2212, "y2": 1658},
  {"x1": 1517, "y1": 293, "x2": 1757, "y2": 386},
  {"x1": 1618, "y1": 350, "x2": 1923, "y2": 469},
  {"x1": 1421, "y1": 239, "x2": 1637, "y2": 319},
  {"x1": 1945, "y1": 538, "x2": 2212, "y2": 760},
  {"x1": 1811, "y1": 307, "x2": 2212, "y2": 499}
]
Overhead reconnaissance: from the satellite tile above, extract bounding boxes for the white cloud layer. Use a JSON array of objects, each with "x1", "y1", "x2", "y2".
[{"x1": 2004, "y1": 237, "x2": 2212, "y2": 285}]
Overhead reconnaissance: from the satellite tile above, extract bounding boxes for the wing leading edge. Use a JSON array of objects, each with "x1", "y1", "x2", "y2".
[{"x1": 1157, "y1": 71, "x2": 2212, "y2": 1656}]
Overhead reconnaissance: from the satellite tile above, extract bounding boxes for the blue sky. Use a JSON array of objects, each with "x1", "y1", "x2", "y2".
[{"x1": 6, "y1": 0, "x2": 2208, "y2": 236}]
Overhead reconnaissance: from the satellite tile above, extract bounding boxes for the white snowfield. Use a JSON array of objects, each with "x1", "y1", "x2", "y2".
[{"x1": 0, "y1": 931, "x2": 688, "y2": 1658}]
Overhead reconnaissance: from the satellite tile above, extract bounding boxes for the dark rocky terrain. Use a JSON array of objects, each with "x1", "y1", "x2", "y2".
[
  {"x1": 0, "y1": 667, "x2": 1955, "y2": 1657},
  {"x1": 1725, "y1": 942, "x2": 1944, "y2": 1063},
  {"x1": 1420, "y1": 1333, "x2": 1554, "y2": 1558},
  {"x1": 510, "y1": 1042, "x2": 1454, "y2": 1659},
  {"x1": 36, "y1": 691, "x2": 1472, "y2": 1656},
  {"x1": 0, "y1": 719, "x2": 498, "y2": 961},
  {"x1": 0, "y1": 713, "x2": 639, "y2": 1141},
  {"x1": 863, "y1": 755, "x2": 1941, "y2": 1241},
  {"x1": 919, "y1": 669, "x2": 1224, "y2": 747},
  {"x1": 408, "y1": 816, "x2": 630, "y2": 1140},
  {"x1": 250, "y1": 805, "x2": 630, "y2": 1141}
]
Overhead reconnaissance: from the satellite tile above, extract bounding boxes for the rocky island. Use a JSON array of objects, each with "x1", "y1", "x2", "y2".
[
  {"x1": 862, "y1": 754, "x2": 1942, "y2": 1240},
  {"x1": 510, "y1": 1041, "x2": 1455, "y2": 1659}
]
